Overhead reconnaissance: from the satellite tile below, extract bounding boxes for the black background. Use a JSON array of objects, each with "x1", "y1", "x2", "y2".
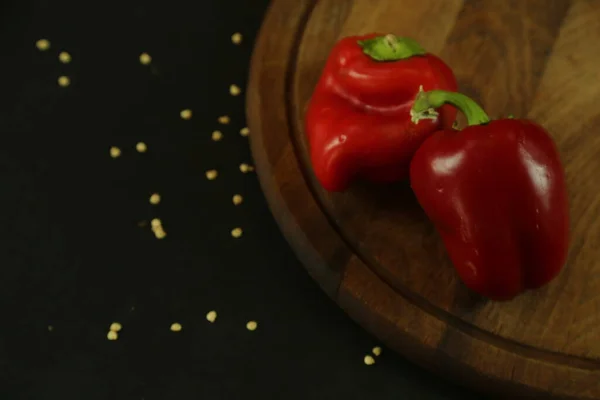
[{"x1": 0, "y1": 1, "x2": 482, "y2": 398}]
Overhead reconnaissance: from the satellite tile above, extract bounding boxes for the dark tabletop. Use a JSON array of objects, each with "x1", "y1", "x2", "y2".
[{"x1": 0, "y1": 1, "x2": 483, "y2": 399}]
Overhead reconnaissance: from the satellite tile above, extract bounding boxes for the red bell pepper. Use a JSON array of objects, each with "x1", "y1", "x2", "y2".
[
  {"x1": 305, "y1": 33, "x2": 458, "y2": 192},
  {"x1": 409, "y1": 90, "x2": 569, "y2": 301}
]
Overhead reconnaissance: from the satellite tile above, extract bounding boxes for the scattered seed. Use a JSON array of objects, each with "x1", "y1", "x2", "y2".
[
  {"x1": 232, "y1": 194, "x2": 243, "y2": 205},
  {"x1": 239, "y1": 163, "x2": 254, "y2": 173},
  {"x1": 246, "y1": 321, "x2": 257, "y2": 331},
  {"x1": 170, "y1": 323, "x2": 182, "y2": 332},
  {"x1": 110, "y1": 146, "x2": 121, "y2": 158},
  {"x1": 58, "y1": 76, "x2": 70, "y2": 87},
  {"x1": 58, "y1": 51, "x2": 71, "y2": 63},
  {"x1": 211, "y1": 130, "x2": 223, "y2": 141},
  {"x1": 364, "y1": 355, "x2": 375, "y2": 365},
  {"x1": 48, "y1": 325, "x2": 54, "y2": 332},
  {"x1": 149, "y1": 193, "x2": 161, "y2": 205},
  {"x1": 372, "y1": 346, "x2": 382, "y2": 356},
  {"x1": 205, "y1": 169, "x2": 218, "y2": 180},
  {"x1": 231, "y1": 227, "x2": 243, "y2": 238},
  {"x1": 206, "y1": 311, "x2": 217, "y2": 323},
  {"x1": 139, "y1": 53, "x2": 152, "y2": 65},
  {"x1": 36, "y1": 39, "x2": 51, "y2": 51},
  {"x1": 110, "y1": 322, "x2": 122, "y2": 332},
  {"x1": 151, "y1": 218, "x2": 162, "y2": 229},
  {"x1": 154, "y1": 228, "x2": 167, "y2": 239},
  {"x1": 136, "y1": 142, "x2": 147, "y2": 152},
  {"x1": 107, "y1": 331, "x2": 118, "y2": 341},
  {"x1": 229, "y1": 84, "x2": 241, "y2": 96},
  {"x1": 180, "y1": 109, "x2": 192, "y2": 120},
  {"x1": 218, "y1": 115, "x2": 230, "y2": 125},
  {"x1": 240, "y1": 127, "x2": 250, "y2": 137},
  {"x1": 231, "y1": 32, "x2": 243, "y2": 44}
]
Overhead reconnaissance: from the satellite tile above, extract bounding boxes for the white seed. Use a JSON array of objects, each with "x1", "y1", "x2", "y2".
[
  {"x1": 180, "y1": 109, "x2": 192, "y2": 120},
  {"x1": 231, "y1": 33, "x2": 243, "y2": 44},
  {"x1": 151, "y1": 218, "x2": 162, "y2": 229},
  {"x1": 149, "y1": 193, "x2": 161, "y2": 205},
  {"x1": 36, "y1": 39, "x2": 51, "y2": 51},
  {"x1": 232, "y1": 194, "x2": 243, "y2": 205},
  {"x1": 170, "y1": 322, "x2": 182, "y2": 332},
  {"x1": 58, "y1": 51, "x2": 71, "y2": 63},
  {"x1": 110, "y1": 322, "x2": 122, "y2": 332},
  {"x1": 107, "y1": 331, "x2": 118, "y2": 341},
  {"x1": 229, "y1": 84, "x2": 241, "y2": 96},
  {"x1": 206, "y1": 311, "x2": 217, "y2": 323},
  {"x1": 240, "y1": 127, "x2": 250, "y2": 137},
  {"x1": 231, "y1": 227, "x2": 243, "y2": 238},
  {"x1": 372, "y1": 346, "x2": 382, "y2": 356},
  {"x1": 136, "y1": 142, "x2": 147, "y2": 152},
  {"x1": 58, "y1": 76, "x2": 70, "y2": 87},
  {"x1": 110, "y1": 146, "x2": 121, "y2": 158},
  {"x1": 139, "y1": 52, "x2": 152, "y2": 65},
  {"x1": 211, "y1": 130, "x2": 223, "y2": 141},
  {"x1": 218, "y1": 115, "x2": 230, "y2": 125},
  {"x1": 239, "y1": 163, "x2": 254, "y2": 173},
  {"x1": 205, "y1": 169, "x2": 218, "y2": 180},
  {"x1": 246, "y1": 321, "x2": 257, "y2": 331},
  {"x1": 364, "y1": 355, "x2": 375, "y2": 365},
  {"x1": 154, "y1": 228, "x2": 167, "y2": 239}
]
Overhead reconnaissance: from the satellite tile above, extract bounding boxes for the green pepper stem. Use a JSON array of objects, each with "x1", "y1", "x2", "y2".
[
  {"x1": 410, "y1": 89, "x2": 491, "y2": 126},
  {"x1": 358, "y1": 34, "x2": 426, "y2": 62}
]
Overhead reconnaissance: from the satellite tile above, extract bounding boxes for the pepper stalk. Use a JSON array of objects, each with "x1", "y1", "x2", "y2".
[
  {"x1": 358, "y1": 34, "x2": 426, "y2": 62},
  {"x1": 411, "y1": 89, "x2": 491, "y2": 126}
]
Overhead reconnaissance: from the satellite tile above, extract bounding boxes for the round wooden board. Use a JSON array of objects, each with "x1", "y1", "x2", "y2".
[{"x1": 246, "y1": 1, "x2": 600, "y2": 398}]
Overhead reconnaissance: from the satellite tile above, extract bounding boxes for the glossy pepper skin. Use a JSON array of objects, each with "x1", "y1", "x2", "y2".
[
  {"x1": 305, "y1": 33, "x2": 458, "y2": 192},
  {"x1": 409, "y1": 90, "x2": 569, "y2": 301}
]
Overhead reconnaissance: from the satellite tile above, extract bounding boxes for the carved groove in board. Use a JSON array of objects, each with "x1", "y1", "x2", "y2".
[
  {"x1": 247, "y1": 0, "x2": 345, "y2": 298},
  {"x1": 248, "y1": 0, "x2": 600, "y2": 397},
  {"x1": 282, "y1": 0, "x2": 598, "y2": 370},
  {"x1": 284, "y1": 0, "x2": 353, "y2": 294}
]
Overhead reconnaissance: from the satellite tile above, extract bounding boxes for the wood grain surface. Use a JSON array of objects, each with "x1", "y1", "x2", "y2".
[{"x1": 246, "y1": 0, "x2": 600, "y2": 398}]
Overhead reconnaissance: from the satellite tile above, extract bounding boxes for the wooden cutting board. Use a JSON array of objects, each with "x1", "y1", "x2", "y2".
[{"x1": 246, "y1": 1, "x2": 600, "y2": 398}]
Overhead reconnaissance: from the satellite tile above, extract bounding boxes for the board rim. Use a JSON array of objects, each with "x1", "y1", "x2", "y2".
[{"x1": 246, "y1": 1, "x2": 600, "y2": 398}]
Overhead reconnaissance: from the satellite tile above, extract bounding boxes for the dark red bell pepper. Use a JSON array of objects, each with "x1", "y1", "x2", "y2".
[
  {"x1": 305, "y1": 33, "x2": 458, "y2": 192},
  {"x1": 409, "y1": 90, "x2": 569, "y2": 301}
]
